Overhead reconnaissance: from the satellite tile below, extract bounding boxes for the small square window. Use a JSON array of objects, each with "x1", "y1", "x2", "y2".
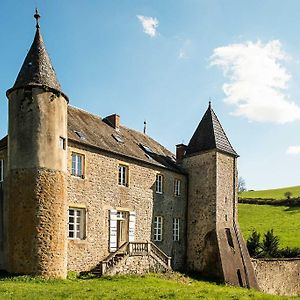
[
  {"x1": 68, "y1": 207, "x2": 86, "y2": 239},
  {"x1": 118, "y1": 165, "x2": 128, "y2": 186},
  {"x1": 173, "y1": 218, "x2": 180, "y2": 241},
  {"x1": 154, "y1": 216, "x2": 163, "y2": 241},
  {"x1": 59, "y1": 137, "x2": 66, "y2": 150},
  {"x1": 174, "y1": 179, "x2": 181, "y2": 196},
  {"x1": 156, "y1": 174, "x2": 163, "y2": 194},
  {"x1": 71, "y1": 153, "x2": 84, "y2": 178}
]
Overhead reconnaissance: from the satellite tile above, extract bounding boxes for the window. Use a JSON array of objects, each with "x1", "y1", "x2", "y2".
[
  {"x1": 174, "y1": 179, "x2": 181, "y2": 196},
  {"x1": 225, "y1": 228, "x2": 234, "y2": 248},
  {"x1": 154, "y1": 216, "x2": 163, "y2": 241},
  {"x1": 156, "y1": 174, "x2": 163, "y2": 194},
  {"x1": 0, "y1": 160, "x2": 3, "y2": 182},
  {"x1": 118, "y1": 165, "x2": 128, "y2": 186},
  {"x1": 173, "y1": 218, "x2": 180, "y2": 241},
  {"x1": 72, "y1": 153, "x2": 84, "y2": 177},
  {"x1": 59, "y1": 137, "x2": 66, "y2": 150},
  {"x1": 68, "y1": 208, "x2": 86, "y2": 239}
]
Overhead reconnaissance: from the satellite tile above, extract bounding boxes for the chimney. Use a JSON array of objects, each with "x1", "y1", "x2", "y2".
[
  {"x1": 104, "y1": 114, "x2": 120, "y2": 130},
  {"x1": 176, "y1": 144, "x2": 187, "y2": 164}
]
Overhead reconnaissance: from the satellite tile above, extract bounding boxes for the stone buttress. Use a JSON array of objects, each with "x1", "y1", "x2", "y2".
[
  {"x1": 5, "y1": 11, "x2": 68, "y2": 278},
  {"x1": 182, "y1": 103, "x2": 259, "y2": 289}
]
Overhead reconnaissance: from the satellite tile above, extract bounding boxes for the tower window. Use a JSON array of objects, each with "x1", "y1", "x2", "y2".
[
  {"x1": 0, "y1": 160, "x2": 3, "y2": 182},
  {"x1": 225, "y1": 228, "x2": 234, "y2": 248},
  {"x1": 68, "y1": 207, "x2": 86, "y2": 239},
  {"x1": 71, "y1": 153, "x2": 84, "y2": 178},
  {"x1": 154, "y1": 216, "x2": 163, "y2": 241},
  {"x1": 59, "y1": 137, "x2": 66, "y2": 150},
  {"x1": 118, "y1": 164, "x2": 128, "y2": 186},
  {"x1": 173, "y1": 218, "x2": 180, "y2": 241},
  {"x1": 156, "y1": 174, "x2": 163, "y2": 194},
  {"x1": 174, "y1": 179, "x2": 181, "y2": 196}
]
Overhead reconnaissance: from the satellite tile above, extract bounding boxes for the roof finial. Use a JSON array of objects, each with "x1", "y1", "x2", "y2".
[
  {"x1": 143, "y1": 120, "x2": 147, "y2": 134},
  {"x1": 208, "y1": 98, "x2": 212, "y2": 108},
  {"x1": 34, "y1": 8, "x2": 41, "y2": 29}
]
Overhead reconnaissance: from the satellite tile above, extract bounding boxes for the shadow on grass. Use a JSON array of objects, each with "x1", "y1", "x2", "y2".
[{"x1": 284, "y1": 206, "x2": 300, "y2": 213}]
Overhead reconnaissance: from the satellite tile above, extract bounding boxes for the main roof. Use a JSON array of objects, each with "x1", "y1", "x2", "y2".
[{"x1": 185, "y1": 103, "x2": 238, "y2": 157}]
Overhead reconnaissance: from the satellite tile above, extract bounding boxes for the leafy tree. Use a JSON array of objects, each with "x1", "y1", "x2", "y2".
[
  {"x1": 246, "y1": 230, "x2": 261, "y2": 257},
  {"x1": 238, "y1": 177, "x2": 246, "y2": 193},
  {"x1": 284, "y1": 191, "x2": 292, "y2": 199},
  {"x1": 261, "y1": 229, "x2": 280, "y2": 257}
]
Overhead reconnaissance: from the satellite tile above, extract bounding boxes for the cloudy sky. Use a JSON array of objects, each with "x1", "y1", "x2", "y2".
[{"x1": 1, "y1": 0, "x2": 300, "y2": 190}]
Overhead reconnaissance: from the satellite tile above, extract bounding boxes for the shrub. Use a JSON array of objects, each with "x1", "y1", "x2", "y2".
[
  {"x1": 246, "y1": 230, "x2": 261, "y2": 257},
  {"x1": 261, "y1": 229, "x2": 280, "y2": 257}
]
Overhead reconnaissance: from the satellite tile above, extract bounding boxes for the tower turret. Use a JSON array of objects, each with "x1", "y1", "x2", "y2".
[
  {"x1": 183, "y1": 103, "x2": 258, "y2": 289},
  {"x1": 6, "y1": 10, "x2": 68, "y2": 278}
]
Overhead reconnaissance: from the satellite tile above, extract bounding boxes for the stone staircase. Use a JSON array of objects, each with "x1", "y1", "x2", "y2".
[{"x1": 91, "y1": 241, "x2": 171, "y2": 276}]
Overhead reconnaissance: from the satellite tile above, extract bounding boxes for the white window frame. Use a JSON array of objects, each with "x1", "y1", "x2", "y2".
[
  {"x1": 154, "y1": 216, "x2": 163, "y2": 241},
  {"x1": 59, "y1": 136, "x2": 66, "y2": 150},
  {"x1": 0, "y1": 160, "x2": 3, "y2": 182},
  {"x1": 174, "y1": 179, "x2": 181, "y2": 196},
  {"x1": 68, "y1": 207, "x2": 86, "y2": 240},
  {"x1": 156, "y1": 174, "x2": 163, "y2": 194},
  {"x1": 71, "y1": 153, "x2": 84, "y2": 177},
  {"x1": 118, "y1": 165, "x2": 128, "y2": 186},
  {"x1": 173, "y1": 218, "x2": 180, "y2": 241}
]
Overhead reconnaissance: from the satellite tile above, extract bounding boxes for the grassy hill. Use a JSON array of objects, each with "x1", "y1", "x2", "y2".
[
  {"x1": 238, "y1": 204, "x2": 300, "y2": 248},
  {"x1": 239, "y1": 185, "x2": 300, "y2": 200},
  {"x1": 0, "y1": 273, "x2": 295, "y2": 299}
]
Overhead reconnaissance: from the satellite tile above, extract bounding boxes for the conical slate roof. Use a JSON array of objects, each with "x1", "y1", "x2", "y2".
[
  {"x1": 10, "y1": 27, "x2": 62, "y2": 93},
  {"x1": 186, "y1": 103, "x2": 238, "y2": 157}
]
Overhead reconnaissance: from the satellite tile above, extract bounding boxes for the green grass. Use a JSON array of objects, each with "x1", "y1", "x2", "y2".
[
  {"x1": 0, "y1": 273, "x2": 297, "y2": 300},
  {"x1": 238, "y1": 204, "x2": 300, "y2": 248},
  {"x1": 239, "y1": 185, "x2": 300, "y2": 200}
]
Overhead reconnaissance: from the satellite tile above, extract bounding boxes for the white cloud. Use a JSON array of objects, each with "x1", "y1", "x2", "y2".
[
  {"x1": 178, "y1": 49, "x2": 188, "y2": 59},
  {"x1": 210, "y1": 40, "x2": 300, "y2": 123},
  {"x1": 137, "y1": 15, "x2": 158, "y2": 37},
  {"x1": 286, "y1": 146, "x2": 300, "y2": 155}
]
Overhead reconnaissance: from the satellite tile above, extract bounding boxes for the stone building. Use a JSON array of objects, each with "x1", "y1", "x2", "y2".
[{"x1": 0, "y1": 11, "x2": 258, "y2": 289}]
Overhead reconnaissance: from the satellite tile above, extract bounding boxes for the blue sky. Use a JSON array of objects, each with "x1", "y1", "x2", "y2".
[{"x1": 1, "y1": 0, "x2": 300, "y2": 190}]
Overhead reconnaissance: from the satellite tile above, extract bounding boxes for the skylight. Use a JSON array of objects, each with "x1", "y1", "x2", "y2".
[
  {"x1": 112, "y1": 133, "x2": 124, "y2": 143},
  {"x1": 74, "y1": 130, "x2": 86, "y2": 140},
  {"x1": 140, "y1": 144, "x2": 153, "y2": 153}
]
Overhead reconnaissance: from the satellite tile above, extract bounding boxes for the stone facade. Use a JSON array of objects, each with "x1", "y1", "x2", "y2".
[
  {"x1": 252, "y1": 258, "x2": 300, "y2": 296},
  {"x1": 67, "y1": 142, "x2": 187, "y2": 272}
]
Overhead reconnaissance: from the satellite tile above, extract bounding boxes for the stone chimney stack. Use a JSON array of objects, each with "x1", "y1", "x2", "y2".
[
  {"x1": 176, "y1": 144, "x2": 187, "y2": 164},
  {"x1": 104, "y1": 114, "x2": 120, "y2": 130}
]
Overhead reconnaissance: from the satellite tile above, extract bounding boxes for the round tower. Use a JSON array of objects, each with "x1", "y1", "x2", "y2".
[{"x1": 6, "y1": 10, "x2": 68, "y2": 278}]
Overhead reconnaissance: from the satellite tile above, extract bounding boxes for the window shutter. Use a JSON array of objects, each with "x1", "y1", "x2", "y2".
[
  {"x1": 128, "y1": 211, "x2": 136, "y2": 242},
  {"x1": 109, "y1": 209, "x2": 117, "y2": 252}
]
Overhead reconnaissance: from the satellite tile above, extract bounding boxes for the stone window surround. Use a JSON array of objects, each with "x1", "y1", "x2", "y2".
[
  {"x1": 68, "y1": 206, "x2": 87, "y2": 240},
  {"x1": 155, "y1": 174, "x2": 163, "y2": 194},
  {"x1": 154, "y1": 216, "x2": 163, "y2": 241},
  {"x1": 71, "y1": 152, "x2": 85, "y2": 178}
]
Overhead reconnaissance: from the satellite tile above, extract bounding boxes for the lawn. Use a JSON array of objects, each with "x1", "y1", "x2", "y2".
[
  {"x1": 0, "y1": 273, "x2": 297, "y2": 300},
  {"x1": 238, "y1": 204, "x2": 300, "y2": 248},
  {"x1": 239, "y1": 186, "x2": 300, "y2": 200}
]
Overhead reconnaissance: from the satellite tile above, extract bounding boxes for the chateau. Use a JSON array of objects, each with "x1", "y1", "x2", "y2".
[{"x1": 0, "y1": 11, "x2": 259, "y2": 289}]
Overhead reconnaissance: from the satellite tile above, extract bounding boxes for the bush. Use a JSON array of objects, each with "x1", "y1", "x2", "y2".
[
  {"x1": 246, "y1": 230, "x2": 261, "y2": 257},
  {"x1": 261, "y1": 229, "x2": 280, "y2": 257}
]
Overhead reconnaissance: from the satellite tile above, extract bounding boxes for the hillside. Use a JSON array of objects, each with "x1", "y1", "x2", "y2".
[
  {"x1": 239, "y1": 185, "x2": 300, "y2": 200},
  {"x1": 238, "y1": 204, "x2": 300, "y2": 248}
]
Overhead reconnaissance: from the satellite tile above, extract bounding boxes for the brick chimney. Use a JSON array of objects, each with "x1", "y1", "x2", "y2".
[
  {"x1": 176, "y1": 144, "x2": 187, "y2": 163},
  {"x1": 104, "y1": 114, "x2": 120, "y2": 130}
]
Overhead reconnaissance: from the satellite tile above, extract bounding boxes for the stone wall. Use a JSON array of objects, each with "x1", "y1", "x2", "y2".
[
  {"x1": 67, "y1": 142, "x2": 187, "y2": 272},
  {"x1": 106, "y1": 255, "x2": 168, "y2": 276},
  {"x1": 252, "y1": 258, "x2": 300, "y2": 296}
]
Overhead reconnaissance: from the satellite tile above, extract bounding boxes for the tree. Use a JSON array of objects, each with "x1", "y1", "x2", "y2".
[
  {"x1": 261, "y1": 229, "x2": 280, "y2": 257},
  {"x1": 246, "y1": 230, "x2": 261, "y2": 257},
  {"x1": 238, "y1": 177, "x2": 246, "y2": 193},
  {"x1": 284, "y1": 191, "x2": 292, "y2": 199}
]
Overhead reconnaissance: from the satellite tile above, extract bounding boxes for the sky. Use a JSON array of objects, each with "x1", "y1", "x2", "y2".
[{"x1": 0, "y1": 0, "x2": 300, "y2": 190}]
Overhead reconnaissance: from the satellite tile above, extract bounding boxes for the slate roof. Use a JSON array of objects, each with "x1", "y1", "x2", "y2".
[
  {"x1": 68, "y1": 106, "x2": 182, "y2": 172},
  {"x1": 7, "y1": 28, "x2": 66, "y2": 99},
  {"x1": 185, "y1": 104, "x2": 238, "y2": 157}
]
